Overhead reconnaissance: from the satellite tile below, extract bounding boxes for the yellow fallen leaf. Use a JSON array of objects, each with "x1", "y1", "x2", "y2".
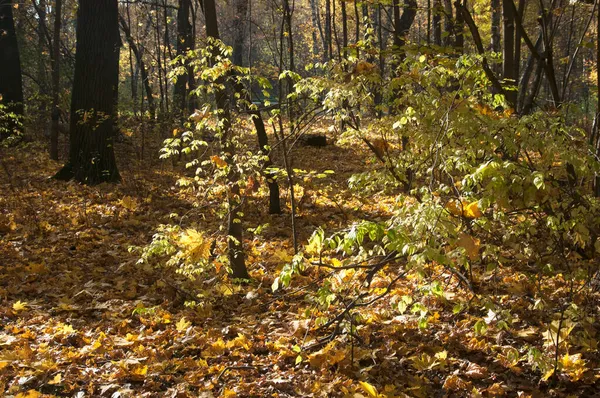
[
  {"x1": 222, "y1": 389, "x2": 236, "y2": 398},
  {"x1": 48, "y1": 373, "x2": 62, "y2": 385},
  {"x1": 120, "y1": 196, "x2": 138, "y2": 212},
  {"x1": 13, "y1": 300, "x2": 28, "y2": 312},
  {"x1": 176, "y1": 317, "x2": 191, "y2": 332},
  {"x1": 358, "y1": 380, "x2": 378, "y2": 397},
  {"x1": 132, "y1": 365, "x2": 148, "y2": 376},
  {"x1": 15, "y1": 391, "x2": 42, "y2": 398}
]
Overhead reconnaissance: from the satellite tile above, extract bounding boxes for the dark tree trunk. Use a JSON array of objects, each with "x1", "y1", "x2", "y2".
[
  {"x1": 392, "y1": 0, "x2": 417, "y2": 65},
  {"x1": 119, "y1": 14, "x2": 156, "y2": 119},
  {"x1": 204, "y1": 0, "x2": 249, "y2": 279},
  {"x1": 502, "y1": 0, "x2": 517, "y2": 105},
  {"x1": 37, "y1": 0, "x2": 49, "y2": 136},
  {"x1": 310, "y1": 0, "x2": 324, "y2": 57},
  {"x1": 341, "y1": 0, "x2": 348, "y2": 58},
  {"x1": 54, "y1": 0, "x2": 120, "y2": 184},
  {"x1": 517, "y1": 33, "x2": 543, "y2": 113},
  {"x1": 514, "y1": 0, "x2": 525, "y2": 87},
  {"x1": 325, "y1": 0, "x2": 332, "y2": 60},
  {"x1": 442, "y1": 0, "x2": 453, "y2": 46},
  {"x1": 229, "y1": 0, "x2": 281, "y2": 214},
  {"x1": 491, "y1": 0, "x2": 501, "y2": 74},
  {"x1": 173, "y1": 0, "x2": 193, "y2": 118},
  {"x1": 433, "y1": 0, "x2": 442, "y2": 45},
  {"x1": 0, "y1": 0, "x2": 24, "y2": 139},
  {"x1": 50, "y1": 0, "x2": 62, "y2": 160},
  {"x1": 232, "y1": 0, "x2": 248, "y2": 66},
  {"x1": 454, "y1": 0, "x2": 464, "y2": 51}
]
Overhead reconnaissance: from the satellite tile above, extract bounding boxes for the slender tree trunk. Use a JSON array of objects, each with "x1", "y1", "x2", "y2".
[
  {"x1": 119, "y1": 14, "x2": 156, "y2": 119},
  {"x1": 427, "y1": 0, "x2": 431, "y2": 45},
  {"x1": 37, "y1": 0, "x2": 49, "y2": 136},
  {"x1": 232, "y1": 0, "x2": 248, "y2": 66},
  {"x1": 49, "y1": 0, "x2": 62, "y2": 160},
  {"x1": 433, "y1": 0, "x2": 442, "y2": 45},
  {"x1": 502, "y1": 0, "x2": 517, "y2": 105},
  {"x1": 454, "y1": 0, "x2": 464, "y2": 51},
  {"x1": 154, "y1": 6, "x2": 165, "y2": 116},
  {"x1": 457, "y1": 3, "x2": 506, "y2": 97},
  {"x1": 310, "y1": 0, "x2": 323, "y2": 56},
  {"x1": 0, "y1": 0, "x2": 24, "y2": 139},
  {"x1": 204, "y1": 0, "x2": 249, "y2": 279},
  {"x1": 442, "y1": 0, "x2": 453, "y2": 46},
  {"x1": 514, "y1": 0, "x2": 525, "y2": 86},
  {"x1": 54, "y1": 0, "x2": 120, "y2": 184},
  {"x1": 517, "y1": 33, "x2": 543, "y2": 113},
  {"x1": 325, "y1": 0, "x2": 332, "y2": 60},
  {"x1": 174, "y1": 0, "x2": 193, "y2": 118},
  {"x1": 491, "y1": 0, "x2": 501, "y2": 73},
  {"x1": 341, "y1": 0, "x2": 348, "y2": 58},
  {"x1": 595, "y1": 0, "x2": 600, "y2": 196}
]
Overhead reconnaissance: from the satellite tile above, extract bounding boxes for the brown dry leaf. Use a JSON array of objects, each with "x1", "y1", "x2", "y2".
[
  {"x1": 443, "y1": 374, "x2": 471, "y2": 391},
  {"x1": 457, "y1": 233, "x2": 480, "y2": 261},
  {"x1": 486, "y1": 383, "x2": 506, "y2": 396},
  {"x1": 464, "y1": 362, "x2": 488, "y2": 379}
]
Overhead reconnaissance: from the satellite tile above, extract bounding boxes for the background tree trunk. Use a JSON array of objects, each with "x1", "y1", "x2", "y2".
[
  {"x1": 502, "y1": 0, "x2": 517, "y2": 105},
  {"x1": 173, "y1": 0, "x2": 193, "y2": 118},
  {"x1": 54, "y1": 0, "x2": 120, "y2": 184},
  {"x1": 204, "y1": 0, "x2": 249, "y2": 279},
  {"x1": 50, "y1": 0, "x2": 62, "y2": 160},
  {"x1": 0, "y1": 0, "x2": 24, "y2": 139},
  {"x1": 119, "y1": 14, "x2": 156, "y2": 120},
  {"x1": 491, "y1": 0, "x2": 501, "y2": 73}
]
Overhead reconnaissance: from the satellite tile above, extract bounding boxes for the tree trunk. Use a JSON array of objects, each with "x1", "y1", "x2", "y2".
[
  {"x1": 517, "y1": 33, "x2": 543, "y2": 113},
  {"x1": 50, "y1": 0, "x2": 62, "y2": 160},
  {"x1": 341, "y1": 0, "x2": 348, "y2": 58},
  {"x1": 119, "y1": 14, "x2": 156, "y2": 119},
  {"x1": 502, "y1": 0, "x2": 517, "y2": 105},
  {"x1": 433, "y1": 0, "x2": 442, "y2": 45},
  {"x1": 37, "y1": 0, "x2": 49, "y2": 136},
  {"x1": 173, "y1": 0, "x2": 193, "y2": 118},
  {"x1": 204, "y1": 0, "x2": 249, "y2": 279},
  {"x1": 54, "y1": 0, "x2": 120, "y2": 184},
  {"x1": 232, "y1": 0, "x2": 248, "y2": 66},
  {"x1": 392, "y1": 0, "x2": 417, "y2": 64},
  {"x1": 453, "y1": 0, "x2": 464, "y2": 51},
  {"x1": 442, "y1": 0, "x2": 453, "y2": 46},
  {"x1": 325, "y1": 0, "x2": 332, "y2": 60},
  {"x1": 514, "y1": 0, "x2": 525, "y2": 87},
  {"x1": 310, "y1": 0, "x2": 324, "y2": 56},
  {"x1": 0, "y1": 0, "x2": 24, "y2": 139}
]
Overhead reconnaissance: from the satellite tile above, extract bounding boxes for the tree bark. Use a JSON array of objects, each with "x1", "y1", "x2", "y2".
[
  {"x1": 457, "y1": 3, "x2": 506, "y2": 98},
  {"x1": 173, "y1": 0, "x2": 193, "y2": 118},
  {"x1": 502, "y1": 0, "x2": 517, "y2": 105},
  {"x1": 0, "y1": 0, "x2": 24, "y2": 139},
  {"x1": 310, "y1": 0, "x2": 325, "y2": 57},
  {"x1": 119, "y1": 14, "x2": 156, "y2": 119},
  {"x1": 433, "y1": 0, "x2": 442, "y2": 45},
  {"x1": 203, "y1": 0, "x2": 249, "y2": 279},
  {"x1": 325, "y1": 0, "x2": 332, "y2": 60},
  {"x1": 50, "y1": 0, "x2": 62, "y2": 160},
  {"x1": 54, "y1": 0, "x2": 120, "y2": 184}
]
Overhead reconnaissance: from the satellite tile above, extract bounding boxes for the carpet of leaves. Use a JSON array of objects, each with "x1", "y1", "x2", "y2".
[{"x1": 1, "y1": 133, "x2": 599, "y2": 397}]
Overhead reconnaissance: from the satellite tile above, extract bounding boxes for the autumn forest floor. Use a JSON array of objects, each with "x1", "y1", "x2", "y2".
[{"x1": 1, "y1": 124, "x2": 599, "y2": 397}]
